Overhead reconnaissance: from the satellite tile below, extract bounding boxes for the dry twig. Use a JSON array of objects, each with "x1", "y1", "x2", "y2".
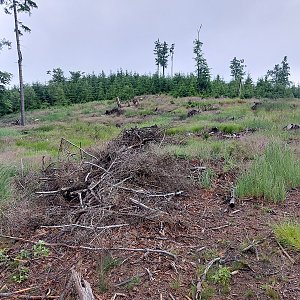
[
  {"x1": 0, "y1": 234, "x2": 177, "y2": 259},
  {"x1": 276, "y1": 240, "x2": 295, "y2": 264}
]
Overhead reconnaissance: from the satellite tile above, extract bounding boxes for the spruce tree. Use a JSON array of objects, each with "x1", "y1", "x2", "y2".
[
  {"x1": 243, "y1": 74, "x2": 254, "y2": 99},
  {"x1": 160, "y1": 41, "x2": 169, "y2": 77},
  {"x1": 154, "y1": 39, "x2": 162, "y2": 75},
  {"x1": 267, "y1": 56, "x2": 290, "y2": 87},
  {"x1": 193, "y1": 27, "x2": 210, "y2": 93},
  {"x1": 154, "y1": 40, "x2": 169, "y2": 77},
  {"x1": 230, "y1": 57, "x2": 246, "y2": 97}
]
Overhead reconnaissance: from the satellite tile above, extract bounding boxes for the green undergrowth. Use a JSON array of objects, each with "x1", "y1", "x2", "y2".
[
  {"x1": 236, "y1": 142, "x2": 300, "y2": 202},
  {"x1": 273, "y1": 221, "x2": 300, "y2": 251},
  {"x1": 255, "y1": 101, "x2": 297, "y2": 112},
  {"x1": 128, "y1": 115, "x2": 173, "y2": 128},
  {"x1": 156, "y1": 138, "x2": 243, "y2": 166},
  {"x1": 167, "y1": 121, "x2": 245, "y2": 136},
  {"x1": 167, "y1": 123, "x2": 206, "y2": 135},
  {"x1": 242, "y1": 116, "x2": 275, "y2": 130},
  {"x1": 38, "y1": 108, "x2": 73, "y2": 122},
  {"x1": 0, "y1": 128, "x2": 20, "y2": 138},
  {"x1": 0, "y1": 164, "x2": 17, "y2": 201},
  {"x1": 124, "y1": 107, "x2": 157, "y2": 117}
]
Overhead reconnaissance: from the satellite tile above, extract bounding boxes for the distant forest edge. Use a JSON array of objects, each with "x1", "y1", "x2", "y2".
[
  {"x1": 1, "y1": 0, "x2": 299, "y2": 119},
  {"x1": 0, "y1": 61, "x2": 300, "y2": 116}
]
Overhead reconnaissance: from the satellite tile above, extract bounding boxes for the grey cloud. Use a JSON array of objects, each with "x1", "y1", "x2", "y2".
[{"x1": 1, "y1": 0, "x2": 300, "y2": 85}]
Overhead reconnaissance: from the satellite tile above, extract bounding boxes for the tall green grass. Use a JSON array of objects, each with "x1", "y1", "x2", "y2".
[
  {"x1": 236, "y1": 142, "x2": 300, "y2": 202},
  {"x1": 39, "y1": 108, "x2": 72, "y2": 122},
  {"x1": 273, "y1": 221, "x2": 300, "y2": 251},
  {"x1": 156, "y1": 139, "x2": 239, "y2": 162},
  {"x1": 0, "y1": 128, "x2": 20, "y2": 138},
  {"x1": 0, "y1": 165, "x2": 17, "y2": 201}
]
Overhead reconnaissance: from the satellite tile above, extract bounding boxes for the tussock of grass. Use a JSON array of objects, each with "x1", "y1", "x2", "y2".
[
  {"x1": 39, "y1": 109, "x2": 72, "y2": 122},
  {"x1": 124, "y1": 107, "x2": 157, "y2": 117},
  {"x1": 258, "y1": 101, "x2": 296, "y2": 112},
  {"x1": 32, "y1": 124, "x2": 58, "y2": 132},
  {"x1": 131, "y1": 115, "x2": 173, "y2": 128},
  {"x1": 218, "y1": 123, "x2": 245, "y2": 134},
  {"x1": 167, "y1": 124, "x2": 205, "y2": 135},
  {"x1": 242, "y1": 117, "x2": 275, "y2": 130},
  {"x1": 16, "y1": 139, "x2": 58, "y2": 155},
  {"x1": 0, "y1": 165, "x2": 16, "y2": 201},
  {"x1": 0, "y1": 128, "x2": 20, "y2": 138},
  {"x1": 236, "y1": 142, "x2": 300, "y2": 202},
  {"x1": 273, "y1": 221, "x2": 300, "y2": 251}
]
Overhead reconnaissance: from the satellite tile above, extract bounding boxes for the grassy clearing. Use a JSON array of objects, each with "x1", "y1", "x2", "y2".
[
  {"x1": 38, "y1": 108, "x2": 73, "y2": 122},
  {"x1": 0, "y1": 96, "x2": 299, "y2": 201},
  {"x1": 13, "y1": 122, "x2": 121, "y2": 157},
  {"x1": 273, "y1": 221, "x2": 300, "y2": 251},
  {"x1": 236, "y1": 142, "x2": 300, "y2": 202}
]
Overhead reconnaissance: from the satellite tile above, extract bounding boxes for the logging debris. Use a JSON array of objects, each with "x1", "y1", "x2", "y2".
[{"x1": 24, "y1": 126, "x2": 192, "y2": 245}]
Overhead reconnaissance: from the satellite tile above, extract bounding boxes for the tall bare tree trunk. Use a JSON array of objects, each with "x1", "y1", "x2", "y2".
[
  {"x1": 171, "y1": 55, "x2": 173, "y2": 78},
  {"x1": 238, "y1": 78, "x2": 242, "y2": 98},
  {"x1": 13, "y1": 0, "x2": 25, "y2": 126}
]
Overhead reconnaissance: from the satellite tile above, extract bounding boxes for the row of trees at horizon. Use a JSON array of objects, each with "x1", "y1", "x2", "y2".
[{"x1": 0, "y1": 60, "x2": 299, "y2": 116}]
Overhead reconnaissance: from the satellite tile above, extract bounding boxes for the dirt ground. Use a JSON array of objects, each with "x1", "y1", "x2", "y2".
[
  {"x1": 0, "y1": 98, "x2": 299, "y2": 299},
  {"x1": 0, "y1": 165, "x2": 299, "y2": 300}
]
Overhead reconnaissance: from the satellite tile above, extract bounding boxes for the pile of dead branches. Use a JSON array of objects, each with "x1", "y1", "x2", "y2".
[
  {"x1": 16, "y1": 126, "x2": 193, "y2": 244},
  {"x1": 109, "y1": 125, "x2": 165, "y2": 149}
]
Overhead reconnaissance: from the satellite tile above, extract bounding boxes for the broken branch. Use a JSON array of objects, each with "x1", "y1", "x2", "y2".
[{"x1": 0, "y1": 234, "x2": 176, "y2": 260}]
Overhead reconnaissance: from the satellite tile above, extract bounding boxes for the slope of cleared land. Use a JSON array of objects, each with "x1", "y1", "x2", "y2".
[{"x1": 0, "y1": 96, "x2": 299, "y2": 300}]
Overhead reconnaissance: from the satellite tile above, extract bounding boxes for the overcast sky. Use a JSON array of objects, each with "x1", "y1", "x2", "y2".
[{"x1": 1, "y1": 0, "x2": 300, "y2": 85}]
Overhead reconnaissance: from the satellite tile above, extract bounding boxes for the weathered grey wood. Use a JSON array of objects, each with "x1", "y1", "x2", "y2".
[{"x1": 72, "y1": 269, "x2": 95, "y2": 300}]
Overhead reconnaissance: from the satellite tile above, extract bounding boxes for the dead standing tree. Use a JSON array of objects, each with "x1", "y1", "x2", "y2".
[{"x1": 1, "y1": 0, "x2": 38, "y2": 126}]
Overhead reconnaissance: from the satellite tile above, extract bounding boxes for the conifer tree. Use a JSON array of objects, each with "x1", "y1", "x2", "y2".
[
  {"x1": 154, "y1": 40, "x2": 170, "y2": 77},
  {"x1": 243, "y1": 74, "x2": 254, "y2": 98},
  {"x1": 49, "y1": 68, "x2": 66, "y2": 84},
  {"x1": 267, "y1": 56, "x2": 290, "y2": 87},
  {"x1": 230, "y1": 57, "x2": 246, "y2": 97},
  {"x1": 154, "y1": 39, "x2": 162, "y2": 75},
  {"x1": 193, "y1": 26, "x2": 210, "y2": 92},
  {"x1": 160, "y1": 42, "x2": 169, "y2": 77}
]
